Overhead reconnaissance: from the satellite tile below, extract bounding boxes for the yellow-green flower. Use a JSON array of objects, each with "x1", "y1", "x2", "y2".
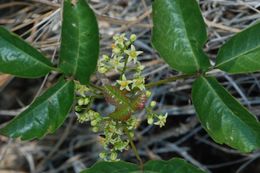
[
  {"x1": 116, "y1": 74, "x2": 132, "y2": 91},
  {"x1": 98, "y1": 65, "x2": 108, "y2": 74},
  {"x1": 75, "y1": 82, "x2": 90, "y2": 96},
  {"x1": 132, "y1": 76, "x2": 145, "y2": 90},
  {"x1": 101, "y1": 55, "x2": 110, "y2": 62},
  {"x1": 99, "y1": 152, "x2": 107, "y2": 159},
  {"x1": 110, "y1": 56, "x2": 124, "y2": 71},
  {"x1": 124, "y1": 45, "x2": 143, "y2": 64},
  {"x1": 154, "y1": 113, "x2": 168, "y2": 127},
  {"x1": 136, "y1": 63, "x2": 145, "y2": 72},
  {"x1": 110, "y1": 152, "x2": 118, "y2": 161},
  {"x1": 112, "y1": 46, "x2": 121, "y2": 55},
  {"x1": 113, "y1": 33, "x2": 127, "y2": 46}
]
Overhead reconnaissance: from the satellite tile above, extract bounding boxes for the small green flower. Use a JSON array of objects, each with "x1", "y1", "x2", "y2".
[
  {"x1": 98, "y1": 64, "x2": 109, "y2": 74},
  {"x1": 124, "y1": 45, "x2": 143, "y2": 64},
  {"x1": 113, "y1": 33, "x2": 127, "y2": 46},
  {"x1": 132, "y1": 76, "x2": 145, "y2": 90},
  {"x1": 75, "y1": 106, "x2": 82, "y2": 112},
  {"x1": 75, "y1": 82, "x2": 90, "y2": 96},
  {"x1": 114, "y1": 140, "x2": 129, "y2": 151},
  {"x1": 110, "y1": 152, "x2": 118, "y2": 161},
  {"x1": 116, "y1": 74, "x2": 132, "y2": 91},
  {"x1": 101, "y1": 55, "x2": 110, "y2": 62},
  {"x1": 99, "y1": 152, "x2": 107, "y2": 159},
  {"x1": 126, "y1": 117, "x2": 139, "y2": 130},
  {"x1": 78, "y1": 97, "x2": 90, "y2": 106},
  {"x1": 154, "y1": 113, "x2": 168, "y2": 128},
  {"x1": 77, "y1": 112, "x2": 89, "y2": 123},
  {"x1": 112, "y1": 46, "x2": 121, "y2": 55},
  {"x1": 136, "y1": 63, "x2": 145, "y2": 73},
  {"x1": 110, "y1": 56, "x2": 124, "y2": 71}
]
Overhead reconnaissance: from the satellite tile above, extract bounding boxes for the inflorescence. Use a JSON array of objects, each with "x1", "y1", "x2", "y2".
[{"x1": 74, "y1": 33, "x2": 168, "y2": 161}]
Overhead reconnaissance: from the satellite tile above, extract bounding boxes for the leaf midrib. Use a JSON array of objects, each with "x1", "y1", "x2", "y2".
[
  {"x1": 8, "y1": 80, "x2": 71, "y2": 126},
  {"x1": 175, "y1": 1, "x2": 200, "y2": 71},
  {"x1": 0, "y1": 32, "x2": 53, "y2": 70},
  {"x1": 72, "y1": 6, "x2": 81, "y2": 76},
  {"x1": 216, "y1": 43, "x2": 260, "y2": 67}
]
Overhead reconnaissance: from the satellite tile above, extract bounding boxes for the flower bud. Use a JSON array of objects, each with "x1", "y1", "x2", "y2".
[
  {"x1": 78, "y1": 98, "x2": 84, "y2": 106},
  {"x1": 84, "y1": 98, "x2": 90, "y2": 105},
  {"x1": 98, "y1": 66, "x2": 108, "y2": 74},
  {"x1": 75, "y1": 106, "x2": 81, "y2": 112},
  {"x1": 145, "y1": 91, "x2": 151, "y2": 97},
  {"x1": 110, "y1": 152, "x2": 118, "y2": 161},
  {"x1": 130, "y1": 34, "x2": 137, "y2": 42},
  {"x1": 150, "y1": 101, "x2": 156, "y2": 107},
  {"x1": 102, "y1": 55, "x2": 110, "y2": 61},
  {"x1": 148, "y1": 117, "x2": 154, "y2": 125},
  {"x1": 91, "y1": 119, "x2": 98, "y2": 126},
  {"x1": 92, "y1": 127, "x2": 99, "y2": 133},
  {"x1": 99, "y1": 152, "x2": 107, "y2": 159}
]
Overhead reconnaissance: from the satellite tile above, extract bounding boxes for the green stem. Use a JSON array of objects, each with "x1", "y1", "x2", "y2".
[
  {"x1": 120, "y1": 56, "x2": 129, "y2": 79},
  {"x1": 124, "y1": 127, "x2": 144, "y2": 171},
  {"x1": 145, "y1": 74, "x2": 195, "y2": 89}
]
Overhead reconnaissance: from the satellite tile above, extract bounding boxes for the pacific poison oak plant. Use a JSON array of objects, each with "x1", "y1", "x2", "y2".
[{"x1": 0, "y1": 0, "x2": 260, "y2": 172}]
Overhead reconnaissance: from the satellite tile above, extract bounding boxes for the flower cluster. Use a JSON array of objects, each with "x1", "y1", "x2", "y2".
[
  {"x1": 98, "y1": 117, "x2": 138, "y2": 161},
  {"x1": 74, "y1": 82, "x2": 92, "y2": 113},
  {"x1": 146, "y1": 101, "x2": 168, "y2": 128},
  {"x1": 75, "y1": 81, "x2": 139, "y2": 161},
  {"x1": 75, "y1": 33, "x2": 168, "y2": 162},
  {"x1": 98, "y1": 34, "x2": 145, "y2": 92}
]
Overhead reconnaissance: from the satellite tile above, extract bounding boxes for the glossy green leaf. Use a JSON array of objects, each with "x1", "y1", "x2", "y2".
[
  {"x1": 152, "y1": 0, "x2": 210, "y2": 74},
  {"x1": 81, "y1": 161, "x2": 138, "y2": 173},
  {"x1": 81, "y1": 158, "x2": 206, "y2": 173},
  {"x1": 216, "y1": 22, "x2": 260, "y2": 73},
  {"x1": 144, "y1": 158, "x2": 205, "y2": 173},
  {"x1": 0, "y1": 79, "x2": 75, "y2": 140},
  {"x1": 192, "y1": 77, "x2": 260, "y2": 152},
  {"x1": 59, "y1": 0, "x2": 99, "y2": 84},
  {"x1": 0, "y1": 27, "x2": 53, "y2": 78}
]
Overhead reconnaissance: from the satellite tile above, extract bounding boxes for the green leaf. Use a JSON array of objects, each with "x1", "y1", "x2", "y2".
[
  {"x1": 0, "y1": 79, "x2": 75, "y2": 140},
  {"x1": 152, "y1": 0, "x2": 210, "y2": 74},
  {"x1": 81, "y1": 161, "x2": 139, "y2": 173},
  {"x1": 59, "y1": 0, "x2": 99, "y2": 84},
  {"x1": 144, "y1": 158, "x2": 205, "y2": 173},
  {"x1": 216, "y1": 22, "x2": 260, "y2": 73},
  {"x1": 0, "y1": 27, "x2": 53, "y2": 78},
  {"x1": 192, "y1": 76, "x2": 260, "y2": 152},
  {"x1": 81, "y1": 158, "x2": 206, "y2": 173}
]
